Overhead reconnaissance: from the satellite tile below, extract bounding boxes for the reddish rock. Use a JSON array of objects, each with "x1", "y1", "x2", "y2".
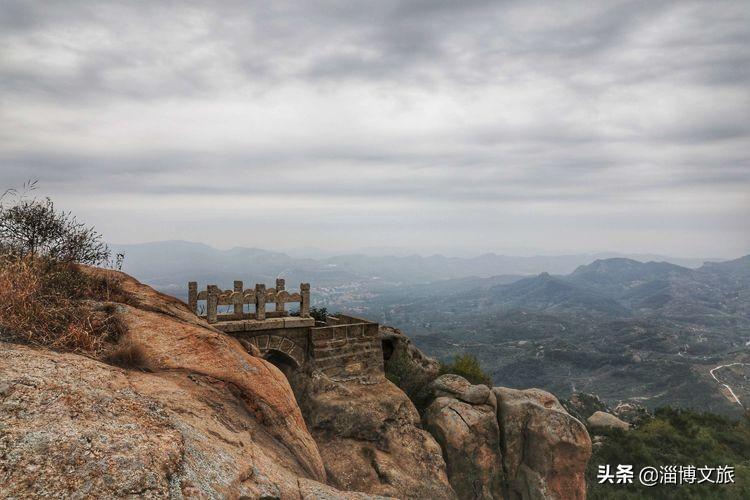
[
  {"x1": 423, "y1": 395, "x2": 504, "y2": 499},
  {"x1": 494, "y1": 387, "x2": 592, "y2": 500},
  {"x1": 0, "y1": 343, "x2": 393, "y2": 498},
  {"x1": 0, "y1": 267, "x2": 384, "y2": 498},
  {"x1": 430, "y1": 373, "x2": 493, "y2": 406},
  {"x1": 0, "y1": 265, "x2": 594, "y2": 499},
  {"x1": 292, "y1": 370, "x2": 456, "y2": 499}
]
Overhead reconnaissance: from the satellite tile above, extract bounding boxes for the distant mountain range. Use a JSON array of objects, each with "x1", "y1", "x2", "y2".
[
  {"x1": 362, "y1": 255, "x2": 750, "y2": 416},
  {"x1": 112, "y1": 240, "x2": 717, "y2": 297},
  {"x1": 478, "y1": 256, "x2": 750, "y2": 323}
]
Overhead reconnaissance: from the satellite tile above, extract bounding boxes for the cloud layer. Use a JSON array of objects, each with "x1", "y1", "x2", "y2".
[{"x1": 1, "y1": 0, "x2": 748, "y2": 257}]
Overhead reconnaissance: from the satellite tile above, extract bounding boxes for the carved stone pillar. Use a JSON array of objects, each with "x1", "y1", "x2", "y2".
[
  {"x1": 234, "y1": 280, "x2": 243, "y2": 318},
  {"x1": 207, "y1": 285, "x2": 219, "y2": 324},
  {"x1": 275, "y1": 278, "x2": 286, "y2": 314},
  {"x1": 255, "y1": 283, "x2": 266, "y2": 320},
  {"x1": 188, "y1": 281, "x2": 197, "y2": 313},
  {"x1": 300, "y1": 283, "x2": 310, "y2": 318}
]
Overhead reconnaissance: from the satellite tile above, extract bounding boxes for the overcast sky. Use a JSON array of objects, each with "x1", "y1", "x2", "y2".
[{"x1": 1, "y1": 1, "x2": 748, "y2": 258}]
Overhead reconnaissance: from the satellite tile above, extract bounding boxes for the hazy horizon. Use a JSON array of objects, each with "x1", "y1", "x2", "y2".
[
  {"x1": 2, "y1": 1, "x2": 749, "y2": 259},
  {"x1": 110, "y1": 238, "x2": 742, "y2": 264}
]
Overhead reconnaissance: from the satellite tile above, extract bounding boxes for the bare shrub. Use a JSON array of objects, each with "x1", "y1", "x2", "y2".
[{"x1": 0, "y1": 180, "x2": 110, "y2": 265}]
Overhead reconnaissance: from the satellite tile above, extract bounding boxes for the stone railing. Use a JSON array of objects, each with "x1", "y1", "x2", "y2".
[{"x1": 188, "y1": 278, "x2": 310, "y2": 324}]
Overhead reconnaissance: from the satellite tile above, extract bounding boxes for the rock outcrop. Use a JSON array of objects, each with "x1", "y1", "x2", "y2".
[
  {"x1": 420, "y1": 376, "x2": 592, "y2": 500},
  {"x1": 0, "y1": 343, "x2": 384, "y2": 499},
  {"x1": 423, "y1": 376, "x2": 503, "y2": 499},
  {"x1": 0, "y1": 268, "x2": 378, "y2": 498},
  {"x1": 430, "y1": 373, "x2": 496, "y2": 406},
  {"x1": 561, "y1": 392, "x2": 609, "y2": 424},
  {"x1": 494, "y1": 387, "x2": 591, "y2": 500},
  {"x1": 611, "y1": 401, "x2": 651, "y2": 425},
  {"x1": 1, "y1": 267, "x2": 594, "y2": 499},
  {"x1": 291, "y1": 370, "x2": 456, "y2": 499},
  {"x1": 379, "y1": 324, "x2": 442, "y2": 412},
  {"x1": 380, "y1": 325, "x2": 440, "y2": 379},
  {"x1": 587, "y1": 411, "x2": 630, "y2": 431}
]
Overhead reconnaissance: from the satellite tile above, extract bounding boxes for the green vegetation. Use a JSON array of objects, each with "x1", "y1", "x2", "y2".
[
  {"x1": 588, "y1": 408, "x2": 750, "y2": 499},
  {"x1": 309, "y1": 306, "x2": 328, "y2": 322},
  {"x1": 440, "y1": 353, "x2": 492, "y2": 386}
]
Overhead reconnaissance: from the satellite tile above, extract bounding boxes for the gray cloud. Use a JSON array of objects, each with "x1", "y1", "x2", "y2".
[{"x1": 0, "y1": 0, "x2": 748, "y2": 258}]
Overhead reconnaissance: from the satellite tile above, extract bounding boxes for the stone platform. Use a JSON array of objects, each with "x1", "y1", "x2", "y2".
[{"x1": 187, "y1": 279, "x2": 384, "y2": 380}]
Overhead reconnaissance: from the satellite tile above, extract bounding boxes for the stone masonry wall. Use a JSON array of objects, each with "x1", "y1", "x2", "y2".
[{"x1": 311, "y1": 322, "x2": 383, "y2": 380}]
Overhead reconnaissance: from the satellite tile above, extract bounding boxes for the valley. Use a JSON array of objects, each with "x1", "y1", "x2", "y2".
[{"x1": 115, "y1": 241, "x2": 750, "y2": 416}]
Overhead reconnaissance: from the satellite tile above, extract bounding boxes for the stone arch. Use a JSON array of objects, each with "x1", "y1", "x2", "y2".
[
  {"x1": 242, "y1": 334, "x2": 305, "y2": 368},
  {"x1": 263, "y1": 350, "x2": 299, "y2": 379}
]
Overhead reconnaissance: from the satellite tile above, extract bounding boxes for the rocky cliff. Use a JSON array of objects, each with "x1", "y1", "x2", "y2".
[{"x1": 0, "y1": 268, "x2": 591, "y2": 499}]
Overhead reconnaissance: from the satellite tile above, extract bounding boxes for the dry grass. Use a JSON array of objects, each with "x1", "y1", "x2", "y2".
[
  {"x1": 103, "y1": 339, "x2": 148, "y2": 369},
  {"x1": 0, "y1": 255, "x2": 125, "y2": 356}
]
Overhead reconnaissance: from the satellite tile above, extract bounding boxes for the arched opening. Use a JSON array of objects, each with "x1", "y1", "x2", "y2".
[
  {"x1": 381, "y1": 339, "x2": 394, "y2": 362},
  {"x1": 263, "y1": 350, "x2": 298, "y2": 379}
]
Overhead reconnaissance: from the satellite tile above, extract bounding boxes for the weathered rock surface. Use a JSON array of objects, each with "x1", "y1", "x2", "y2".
[
  {"x1": 423, "y1": 395, "x2": 504, "y2": 500},
  {"x1": 291, "y1": 370, "x2": 456, "y2": 499},
  {"x1": 1, "y1": 267, "x2": 594, "y2": 499},
  {"x1": 494, "y1": 387, "x2": 592, "y2": 500},
  {"x1": 587, "y1": 411, "x2": 630, "y2": 431},
  {"x1": 0, "y1": 343, "x2": 392, "y2": 499},
  {"x1": 0, "y1": 268, "x2": 384, "y2": 498},
  {"x1": 561, "y1": 392, "x2": 609, "y2": 423},
  {"x1": 379, "y1": 325, "x2": 440, "y2": 379},
  {"x1": 430, "y1": 373, "x2": 494, "y2": 407}
]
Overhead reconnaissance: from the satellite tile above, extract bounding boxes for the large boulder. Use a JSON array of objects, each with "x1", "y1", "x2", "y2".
[
  {"x1": 291, "y1": 370, "x2": 456, "y2": 499},
  {"x1": 423, "y1": 392, "x2": 504, "y2": 499},
  {"x1": 587, "y1": 411, "x2": 630, "y2": 431},
  {"x1": 494, "y1": 387, "x2": 591, "y2": 500},
  {"x1": 87, "y1": 267, "x2": 325, "y2": 482}
]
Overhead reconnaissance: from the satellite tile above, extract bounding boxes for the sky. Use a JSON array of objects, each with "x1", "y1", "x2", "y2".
[{"x1": 1, "y1": 0, "x2": 748, "y2": 258}]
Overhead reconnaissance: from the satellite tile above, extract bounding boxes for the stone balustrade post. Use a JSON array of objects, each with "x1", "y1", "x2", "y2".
[
  {"x1": 255, "y1": 283, "x2": 266, "y2": 320},
  {"x1": 188, "y1": 281, "x2": 197, "y2": 313},
  {"x1": 207, "y1": 285, "x2": 219, "y2": 324},
  {"x1": 234, "y1": 280, "x2": 243, "y2": 318},
  {"x1": 301, "y1": 283, "x2": 310, "y2": 318},
  {"x1": 275, "y1": 278, "x2": 285, "y2": 314}
]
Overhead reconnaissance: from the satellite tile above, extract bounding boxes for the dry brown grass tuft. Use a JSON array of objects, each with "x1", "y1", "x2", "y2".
[
  {"x1": 0, "y1": 255, "x2": 125, "y2": 355},
  {"x1": 103, "y1": 339, "x2": 148, "y2": 370}
]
